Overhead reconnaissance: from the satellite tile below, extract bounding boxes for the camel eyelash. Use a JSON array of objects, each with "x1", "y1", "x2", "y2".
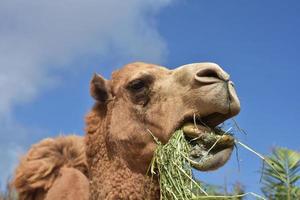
[
  {"x1": 127, "y1": 79, "x2": 147, "y2": 91},
  {"x1": 126, "y1": 75, "x2": 154, "y2": 92}
]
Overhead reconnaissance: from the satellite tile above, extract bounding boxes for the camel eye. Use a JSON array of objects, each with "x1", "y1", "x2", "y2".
[
  {"x1": 127, "y1": 79, "x2": 146, "y2": 92},
  {"x1": 126, "y1": 78, "x2": 152, "y2": 106}
]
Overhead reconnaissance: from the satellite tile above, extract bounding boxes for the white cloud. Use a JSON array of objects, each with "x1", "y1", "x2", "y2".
[
  {"x1": 0, "y1": 0, "x2": 171, "y2": 117},
  {"x1": 0, "y1": 0, "x2": 172, "y2": 188}
]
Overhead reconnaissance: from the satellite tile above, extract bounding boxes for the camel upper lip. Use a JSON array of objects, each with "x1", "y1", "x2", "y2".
[{"x1": 175, "y1": 112, "x2": 229, "y2": 133}]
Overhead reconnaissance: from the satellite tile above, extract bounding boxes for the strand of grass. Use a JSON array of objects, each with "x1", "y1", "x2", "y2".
[
  {"x1": 164, "y1": 139, "x2": 189, "y2": 198},
  {"x1": 170, "y1": 139, "x2": 208, "y2": 197},
  {"x1": 199, "y1": 136, "x2": 222, "y2": 163},
  {"x1": 157, "y1": 164, "x2": 164, "y2": 200},
  {"x1": 194, "y1": 113, "x2": 211, "y2": 130},
  {"x1": 225, "y1": 82, "x2": 232, "y2": 119},
  {"x1": 191, "y1": 192, "x2": 266, "y2": 199},
  {"x1": 156, "y1": 155, "x2": 181, "y2": 199},
  {"x1": 234, "y1": 143, "x2": 241, "y2": 172},
  {"x1": 175, "y1": 160, "x2": 190, "y2": 199},
  {"x1": 178, "y1": 148, "x2": 263, "y2": 200},
  {"x1": 193, "y1": 113, "x2": 198, "y2": 128},
  {"x1": 168, "y1": 138, "x2": 193, "y2": 199},
  {"x1": 191, "y1": 113, "x2": 208, "y2": 142},
  {"x1": 173, "y1": 162, "x2": 208, "y2": 196},
  {"x1": 231, "y1": 117, "x2": 247, "y2": 135},
  {"x1": 162, "y1": 165, "x2": 185, "y2": 198},
  {"x1": 206, "y1": 133, "x2": 227, "y2": 154},
  {"x1": 197, "y1": 127, "x2": 232, "y2": 164},
  {"x1": 235, "y1": 140, "x2": 287, "y2": 184},
  {"x1": 165, "y1": 187, "x2": 178, "y2": 200},
  {"x1": 259, "y1": 160, "x2": 265, "y2": 183},
  {"x1": 146, "y1": 129, "x2": 160, "y2": 144}
]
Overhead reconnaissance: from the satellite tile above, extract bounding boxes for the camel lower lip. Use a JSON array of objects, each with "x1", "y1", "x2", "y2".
[
  {"x1": 189, "y1": 146, "x2": 234, "y2": 171},
  {"x1": 182, "y1": 122, "x2": 234, "y2": 171}
]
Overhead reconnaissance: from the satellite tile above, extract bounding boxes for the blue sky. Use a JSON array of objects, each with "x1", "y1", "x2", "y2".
[{"x1": 1, "y1": 0, "x2": 300, "y2": 197}]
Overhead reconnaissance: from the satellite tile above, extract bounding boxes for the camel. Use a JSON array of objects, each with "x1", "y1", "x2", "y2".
[{"x1": 13, "y1": 62, "x2": 240, "y2": 200}]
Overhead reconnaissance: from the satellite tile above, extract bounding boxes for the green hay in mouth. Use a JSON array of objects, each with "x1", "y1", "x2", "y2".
[
  {"x1": 149, "y1": 130, "x2": 205, "y2": 200},
  {"x1": 148, "y1": 129, "x2": 266, "y2": 200}
]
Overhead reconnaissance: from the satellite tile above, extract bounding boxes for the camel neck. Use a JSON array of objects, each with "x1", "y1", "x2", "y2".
[
  {"x1": 85, "y1": 109, "x2": 160, "y2": 199},
  {"x1": 88, "y1": 154, "x2": 159, "y2": 199}
]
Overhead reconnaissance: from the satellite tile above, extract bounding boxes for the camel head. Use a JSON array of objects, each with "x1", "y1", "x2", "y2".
[{"x1": 90, "y1": 62, "x2": 240, "y2": 173}]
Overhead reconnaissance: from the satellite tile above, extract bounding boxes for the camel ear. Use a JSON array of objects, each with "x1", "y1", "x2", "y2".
[{"x1": 90, "y1": 73, "x2": 112, "y2": 103}]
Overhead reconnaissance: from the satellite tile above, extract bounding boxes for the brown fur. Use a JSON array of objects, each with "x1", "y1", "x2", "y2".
[
  {"x1": 13, "y1": 135, "x2": 88, "y2": 200},
  {"x1": 44, "y1": 167, "x2": 89, "y2": 200},
  {"x1": 85, "y1": 104, "x2": 160, "y2": 199},
  {"x1": 13, "y1": 62, "x2": 240, "y2": 200}
]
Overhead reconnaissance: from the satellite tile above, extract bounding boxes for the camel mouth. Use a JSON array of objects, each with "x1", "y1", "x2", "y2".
[{"x1": 178, "y1": 113, "x2": 235, "y2": 171}]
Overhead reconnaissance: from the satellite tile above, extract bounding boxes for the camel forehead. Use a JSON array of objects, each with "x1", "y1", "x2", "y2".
[{"x1": 111, "y1": 62, "x2": 170, "y2": 88}]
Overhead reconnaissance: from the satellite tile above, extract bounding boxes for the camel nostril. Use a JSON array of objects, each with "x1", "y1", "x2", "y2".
[
  {"x1": 195, "y1": 67, "x2": 225, "y2": 85},
  {"x1": 196, "y1": 69, "x2": 220, "y2": 80},
  {"x1": 194, "y1": 64, "x2": 230, "y2": 84}
]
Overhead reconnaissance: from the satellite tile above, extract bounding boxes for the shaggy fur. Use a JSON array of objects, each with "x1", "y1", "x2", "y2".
[
  {"x1": 13, "y1": 135, "x2": 88, "y2": 200},
  {"x1": 85, "y1": 104, "x2": 160, "y2": 200}
]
